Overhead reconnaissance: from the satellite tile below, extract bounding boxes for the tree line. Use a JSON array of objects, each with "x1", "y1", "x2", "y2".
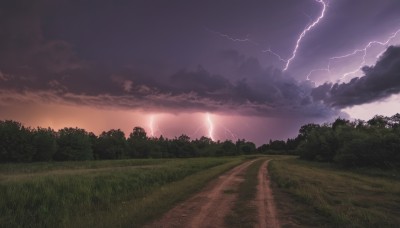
[
  {"x1": 2, "y1": 113, "x2": 399, "y2": 167},
  {"x1": 259, "y1": 114, "x2": 400, "y2": 168},
  {"x1": 0, "y1": 121, "x2": 257, "y2": 162},
  {"x1": 297, "y1": 114, "x2": 400, "y2": 167}
]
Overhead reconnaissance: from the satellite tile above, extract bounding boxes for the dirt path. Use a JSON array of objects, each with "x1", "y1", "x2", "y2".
[
  {"x1": 256, "y1": 160, "x2": 280, "y2": 228},
  {"x1": 144, "y1": 159, "x2": 280, "y2": 228},
  {"x1": 144, "y1": 160, "x2": 255, "y2": 228}
]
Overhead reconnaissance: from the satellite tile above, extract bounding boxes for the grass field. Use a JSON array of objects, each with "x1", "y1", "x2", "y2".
[
  {"x1": 0, "y1": 157, "x2": 246, "y2": 227},
  {"x1": 269, "y1": 157, "x2": 400, "y2": 227}
]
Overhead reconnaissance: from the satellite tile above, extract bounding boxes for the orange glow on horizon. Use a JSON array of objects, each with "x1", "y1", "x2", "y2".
[{"x1": 0, "y1": 102, "x2": 309, "y2": 145}]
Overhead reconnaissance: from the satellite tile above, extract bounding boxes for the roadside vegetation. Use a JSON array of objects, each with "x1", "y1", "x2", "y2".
[
  {"x1": 269, "y1": 157, "x2": 400, "y2": 227},
  {"x1": 0, "y1": 157, "x2": 244, "y2": 227}
]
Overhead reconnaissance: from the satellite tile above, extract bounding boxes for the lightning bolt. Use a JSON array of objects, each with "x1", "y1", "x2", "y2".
[
  {"x1": 148, "y1": 114, "x2": 164, "y2": 138},
  {"x1": 336, "y1": 28, "x2": 400, "y2": 80},
  {"x1": 148, "y1": 115, "x2": 155, "y2": 137},
  {"x1": 222, "y1": 126, "x2": 238, "y2": 141},
  {"x1": 306, "y1": 28, "x2": 400, "y2": 81},
  {"x1": 305, "y1": 68, "x2": 329, "y2": 80},
  {"x1": 206, "y1": 27, "x2": 289, "y2": 67},
  {"x1": 205, "y1": 1, "x2": 327, "y2": 71},
  {"x1": 205, "y1": 27, "x2": 259, "y2": 46},
  {"x1": 283, "y1": 0, "x2": 327, "y2": 71},
  {"x1": 206, "y1": 113, "x2": 215, "y2": 141},
  {"x1": 262, "y1": 48, "x2": 287, "y2": 63}
]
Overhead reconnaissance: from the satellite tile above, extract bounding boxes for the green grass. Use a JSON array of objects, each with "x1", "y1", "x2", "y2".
[
  {"x1": 269, "y1": 157, "x2": 400, "y2": 227},
  {"x1": 225, "y1": 158, "x2": 266, "y2": 227},
  {"x1": 0, "y1": 157, "x2": 245, "y2": 227},
  {"x1": 0, "y1": 158, "x2": 170, "y2": 174}
]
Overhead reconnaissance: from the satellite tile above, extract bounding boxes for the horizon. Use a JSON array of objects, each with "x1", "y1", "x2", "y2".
[{"x1": 1, "y1": 0, "x2": 400, "y2": 145}]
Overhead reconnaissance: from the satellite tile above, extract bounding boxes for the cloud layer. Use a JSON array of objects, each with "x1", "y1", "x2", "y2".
[
  {"x1": 0, "y1": 1, "x2": 335, "y2": 118},
  {"x1": 312, "y1": 46, "x2": 400, "y2": 108},
  {"x1": 1, "y1": 0, "x2": 399, "y2": 123},
  {"x1": 0, "y1": 28, "x2": 337, "y2": 119}
]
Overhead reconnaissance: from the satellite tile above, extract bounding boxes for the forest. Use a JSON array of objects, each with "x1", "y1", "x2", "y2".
[
  {"x1": 295, "y1": 114, "x2": 400, "y2": 167},
  {"x1": 1, "y1": 113, "x2": 400, "y2": 168},
  {"x1": 0, "y1": 121, "x2": 257, "y2": 162}
]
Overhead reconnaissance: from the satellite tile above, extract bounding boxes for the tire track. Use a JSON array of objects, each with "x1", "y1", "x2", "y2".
[
  {"x1": 257, "y1": 160, "x2": 280, "y2": 228},
  {"x1": 144, "y1": 160, "x2": 255, "y2": 228}
]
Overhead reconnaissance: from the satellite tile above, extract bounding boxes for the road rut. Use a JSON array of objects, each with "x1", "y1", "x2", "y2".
[{"x1": 145, "y1": 159, "x2": 280, "y2": 228}]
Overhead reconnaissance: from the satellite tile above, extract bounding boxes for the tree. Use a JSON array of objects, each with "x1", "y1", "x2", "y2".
[
  {"x1": 178, "y1": 134, "x2": 190, "y2": 143},
  {"x1": 389, "y1": 113, "x2": 400, "y2": 129},
  {"x1": 221, "y1": 140, "x2": 237, "y2": 156},
  {"x1": 194, "y1": 136, "x2": 212, "y2": 149},
  {"x1": 0, "y1": 120, "x2": 35, "y2": 162},
  {"x1": 55, "y1": 127, "x2": 93, "y2": 161},
  {"x1": 88, "y1": 132, "x2": 98, "y2": 159},
  {"x1": 236, "y1": 139, "x2": 256, "y2": 155},
  {"x1": 171, "y1": 134, "x2": 196, "y2": 157},
  {"x1": 367, "y1": 115, "x2": 389, "y2": 128},
  {"x1": 156, "y1": 135, "x2": 169, "y2": 158},
  {"x1": 193, "y1": 136, "x2": 214, "y2": 156},
  {"x1": 297, "y1": 123, "x2": 320, "y2": 142},
  {"x1": 127, "y1": 127, "x2": 150, "y2": 158},
  {"x1": 94, "y1": 129, "x2": 127, "y2": 159},
  {"x1": 269, "y1": 140, "x2": 286, "y2": 151},
  {"x1": 298, "y1": 126, "x2": 337, "y2": 162},
  {"x1": 332, "y1": 118, "x2": 351, "y2": 131},
  {"x1": 130, "y1": 127, "x2": 147, "y2": 140},
  {"x1": 32, "y1": 127, "x2": 57, "y2": 161},
  {"x1": 286, "y1": 138, "x2": 299, "y2": 154},
  {"x1": 146, "y1": 137, "x2": 163, "y2": 158}
]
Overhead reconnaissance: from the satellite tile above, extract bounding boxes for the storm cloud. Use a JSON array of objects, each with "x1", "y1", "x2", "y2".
[
  {"x1": 312, "y1": 46, "x2": 400, "y2": 108},
  {"x1": 0, "y1": 52, "x2": 337, "y2": 118},
  {"x1": 0, "y1": 0, "x2": 338, "y2": 118}
]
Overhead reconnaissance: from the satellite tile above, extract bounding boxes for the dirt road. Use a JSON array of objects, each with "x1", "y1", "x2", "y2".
[
  {"x1": 145, "y1": 159, "x2": 280, "y2": 228},
  {"x1": 256, "y1": 160, "x2": 280, "y2": 228}
]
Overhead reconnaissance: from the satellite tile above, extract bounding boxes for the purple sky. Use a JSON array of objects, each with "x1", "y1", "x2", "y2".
[{"x1": 1, "y1": 0, "x2": 400, "y2": 145}]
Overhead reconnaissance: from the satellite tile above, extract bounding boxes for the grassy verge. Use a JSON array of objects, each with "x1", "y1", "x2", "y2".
[
  {"x1": 0, "y1": 157, "x2": 244, "y2": 227},
  {"x1": 225, "y1": 158, "x2": 265, "y2": 227},
  {"x1": 269, "y1": 157, "x2": 400, "y2": 227},
  {"x1": 0, "y1": 158, "x2": 172, "y2": 174}
]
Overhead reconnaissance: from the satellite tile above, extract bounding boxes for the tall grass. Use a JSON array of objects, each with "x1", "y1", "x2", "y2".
[
  {"x1": 0, "y1": 158, "x2": 170, "y2": 174},
  {"x1": 0, "y1": 157, "x2": 243, "y2": 227},
  {"x1": 269, "y1": 157, "x2": 400, "y2": 227}
]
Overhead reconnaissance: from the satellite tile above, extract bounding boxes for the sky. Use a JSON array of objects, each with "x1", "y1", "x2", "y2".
[{"x1": 1, "y1": 0, "x2": 400, "y2": 145}]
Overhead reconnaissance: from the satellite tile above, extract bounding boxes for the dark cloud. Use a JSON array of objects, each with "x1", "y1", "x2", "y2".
[
  {"x1": 4, "y1": 0, "x2": 397, "y2": 122},
  {"x1": 0, "y1": 1, "x2": 334, "y2": 118},
  {"x1": 169, "y1": 66, "x2": 231, "y2": 95},
  {"x1": 0, "y1": 0, "x2": 338, "y2": 119},
  {"x1": 312, "y1": 46, "x2": 400, "y2": 108},
  {"x1": 0, "y1": 49, "x2": 338, "y2": 118},
  {"x1": 288, "y1": 0, "x2": 400, "y2": 82}
]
